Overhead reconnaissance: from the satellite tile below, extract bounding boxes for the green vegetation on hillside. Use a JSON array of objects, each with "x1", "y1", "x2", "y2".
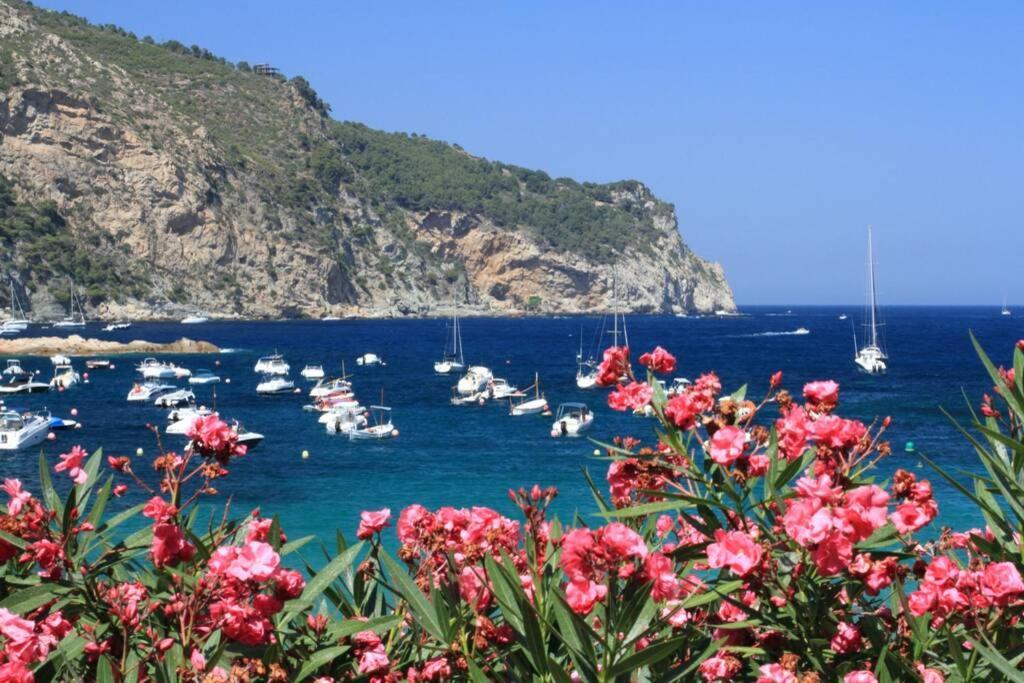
[{"x1": 0, "y1": 176, "x2": 148, "y2": 306}]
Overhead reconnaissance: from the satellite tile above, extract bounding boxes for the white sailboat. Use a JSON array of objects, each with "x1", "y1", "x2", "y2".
[
  {"x1": 52, "y1": 280, "x2": 86, "y2": 328},
  {"x1": 854, "y1": 227, "x2": 888, "y2": 375},
  {"x1": 511, "y1": 373, "x2": 549, "y2": 416},
  {"x1": 2, "y1": 279, "x2": 30, "y2": 331},
  {"x1": 576, "y1": 276, "x2": 630, "y2": 389},
  {"x1": 434, "y1": 301, "x2": 466, "y2": 374},
  {"x1": 1002, "y1": 295, "x2": 1011, "y2": 317}
]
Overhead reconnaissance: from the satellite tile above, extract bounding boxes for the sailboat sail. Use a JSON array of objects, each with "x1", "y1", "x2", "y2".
[{"x1": 855, "y1": 227, "x2": 887, "y2": 374}]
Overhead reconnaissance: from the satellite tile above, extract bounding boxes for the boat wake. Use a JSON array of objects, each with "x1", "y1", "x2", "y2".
[{"x1": 733, "y1": 328, "x2": 811, "y2": 338}]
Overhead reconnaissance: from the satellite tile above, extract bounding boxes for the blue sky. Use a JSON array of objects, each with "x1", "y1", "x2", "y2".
[{"x1": 35, "y1": 1, "x2": 1023, "y2": 305}]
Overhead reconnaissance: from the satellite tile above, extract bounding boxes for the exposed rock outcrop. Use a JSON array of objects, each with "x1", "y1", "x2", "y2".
[{"x1": 0, "y1": 335, "x2": 218, "y2": 356}]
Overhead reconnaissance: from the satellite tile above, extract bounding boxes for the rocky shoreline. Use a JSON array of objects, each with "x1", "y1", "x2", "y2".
[{"x1": 0, "y1": 336, "x2": 219, "y2": 357}]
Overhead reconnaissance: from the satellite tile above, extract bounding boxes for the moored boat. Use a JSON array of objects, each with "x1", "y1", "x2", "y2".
[
  {"x1": 256, "y1": 375, "x2": 295, "y2": 395},
  {"x1": 127, "y1": 381, "x2": 176, "y2": 403},
  {"x1": 457, "y1": 366, "x2": 492, "y2": 396},
  {"x1": 0, "y1": 409, "x2": 50, "y2": 450},
  {"x1": 349, "y1": 405, "x2": 397, "y2": 441},
  {"x1": 301, "y1": 364, "x2": 325, "y2": 380},
  {"x1": 854, "y1": 226, "x2": 888, "y2": 375},
  {"x1": 551, "y1": 403, "x2": 594, "y2": 437}
]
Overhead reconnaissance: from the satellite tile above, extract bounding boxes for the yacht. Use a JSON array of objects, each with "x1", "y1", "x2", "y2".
[
  {"x1": 127, "y1": 381, "x2": 176, "y2": 403},
  {"x1": 154, "y1": 389, "x2": 195, "y2": 408},
  {"x1": 254, "y1": 353, "x2": 289, "y2": 375},
  {"x1": 49, "y1": 364, "x2": 81, "y2": 390},
  {"x1": 310, "y1": 376, "x2": 352, "y2": 399},
  {"x1": 256, "y1": 375, "x2": 295, "y2": 395},
  {"x1": 576, "y1": 278, "x2": 630, "y2": 389},
  {"x1": 551, "y1": 403, "x2": 594, "y2": 437},
  {"x1": 434, "y1": 301, "x2": 465, "y2": 374},
  {"x1": 487, "y1": 378, "x2": 519, "y2": 400},
  {"x1": 511, "y1": 373, "x2": 549, "y2": 416},
  {"x1": 181, "y1": 315, "x2": 209, "y2": 324},
  {"x1": 854, "y1": 226, "x2": 888, "y2": 375},
  {"x1": 2, "y1": 279, "x2": 31, "y2": 331},
  {"x1": 321, "y1": 315, "x2": 342, "y2": 322},
  {"x1": 188, "y1": 369, "x2": 221, "y2": 385},
  {"x1": 52, "y1": 280, "x2": 87, "y2": 328},
  {"x1": 138, "y1": 359, "x2": 191, "y2": 380},
  {"x1": 349, "y1": 405, "x2": 396, "y2": 441},
  {"x1": 301, "y1": 364, "x2": 325, "y2": 380},
  {"x1": 457, "y1": 366, "x2": 492, "y2": 396},
  {"x1": 0, "y1": 410, "x2": 50, "y2": 450}
]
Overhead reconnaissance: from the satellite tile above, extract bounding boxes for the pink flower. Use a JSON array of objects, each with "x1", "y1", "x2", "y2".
[
  {"x1": 664, "y1": 393, "x2": 700, "y2": 430},
  {"x1": 843, "y1": 672, "x2": 878, "y2": 683},
  {"x1": 981, "y1": 562, "x2": 1024, "y2": 602},
  {"x1": 757, "y1": 663, "x2": 797, "y2": 683},
  {"x1": 709, "y1": 426, "x2": 746, "y2": 466},
  {"x1": 644, "y1": 553, "x2": 681, "y2": 602},
  {"x1": 916, "y1": 664, "x2": 944, "y2": 683},
  {"x1": 228, "y1": 541, "x2": 280, "y2": 582},
  {"x1": 564, "y1": 577, "x2": 607, "y2": 615},
  {"x1": 2, "y1": 479, "x2": 30, "y2": 516},
  {"x1": 890, "y1": 501, "x2": 936, "y2": 535},
  {"x1": 811, "y1": 531, "x2": 853, "y2": 576},
  {"x1": 358, "y1": 644, "x2": 390, "y2": 674},
  {"x1": 699, "y1": 654, "x2": 740, "y2": 681},
  {"x1": 595, "y1": 346, "x2": 631, "y2": 387},
  {"x1": 142, "y1": 497, "x2": 177, "y2": 523},
  {"x1": 151, "y1": 523, "x2": 195, "y2": 568},
  {"x1": 54, "y1": 445, "x2": 88, "y2": 484},
  {"x1": 607, "y1": 382, "x2": 653, "y2": 412},
  {"x1": 706, "y1": 529, "x2": 762, "y2": 577},
  {"x1": 599, "y1": 522, "x2": 648, "y2": 560},
  {"x1": 356, "y1": 508, "x2": 392, "y2": 540},
  {"x1": 830, "y1": 621, "x2": 863, "y2": 654},
  {"x1": 187, "y1": 415, "x2": 247, "y2": 462},
  {"x1": 639, "y1": 346, "x2": 677, "y2": 374},
  {"x1": 458, "y1": 566, "x2": 491, "y2": 612},
  {"x1": 803, "y1": 380, "x2": 839, "y2": 406}
]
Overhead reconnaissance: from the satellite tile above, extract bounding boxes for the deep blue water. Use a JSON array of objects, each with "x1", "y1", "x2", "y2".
[{"x1": 1, "y1": 306, "x2": 1020, "y2": 542}]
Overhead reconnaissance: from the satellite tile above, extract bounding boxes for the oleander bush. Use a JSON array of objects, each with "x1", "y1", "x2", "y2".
[{"x1": 1, "y1": 336, "x2": 1023, "y2": 681}]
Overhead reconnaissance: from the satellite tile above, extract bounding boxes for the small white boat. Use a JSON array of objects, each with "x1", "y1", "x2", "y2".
[
  {"x1": 457, "y1": 366, "x2": 492, "y2": 396},
  {"x1": 254, "y1": 353, "x2": 289, "y2": 375},
  {"x1": 0, "y1": 322, "x2": 23, "y2": 336},
  {"x1": 575, "y1": 362, "x2": 598, "y2": 390},
  {"x1": 256, "y1": 375, "x2": 295, "y2": 395},
  {"x1": 166, "y1": 407, "x2": 214, "y2": 434},
  {"x1": 854, "y1": 226, "x2": 888, "y2": 375},
  {"x1": 794, "y1": 327, "x2": 810, "y2": 335},
  {"x1": 127, "y1": 381, "x2": 176, "y2": 403},
  {"x1": 349, "y1": 405, "x2": 396, "y2": 441},
  {"x1": 1002, "y1": 296, "x2": 1011, "y2": 317},
  {"x1": 2, "y1": 282, "x2": 30, "y2": 333},
  {"x1": 323, "y1": 407, "x2": 369, "y2": 434},
  {"x1": 451, "y1": 390, "x2": 486, "y2": 406},
  {"x1": 321, "y1": 315, "x2": 342, "y2": 321},
  {"x1": 103, "y1": 322, "x2": 131, "y2": 331},
  {"x1": 511, "y1": 373, "x2": 549, "y2": 416},
  {"x1": 356, "y1": 353, "x2": 384, "y2": 367},
  {"x1": 0, "y1": 410, "x2": 50, "y2": 451},
  {"x1": 154, "y1": 389, "x2": 195, "y2": 408},
  {"x1": 49, "y1": 415, "x2": 79, "y2": 431},
  {"x1": 838, "y1": 314, "x2": 848, "y2": 321},
  {"x1": 139, "y1": 360, "x2": 191, "y2": 380},
  {"x1": 181, "y1": 315, "x2": 209, "y2": 324},
  {"x1": 2, "y1": 360, "x2": 26, "y2": 377},
  {"x1": 49, "y1": 364, "x2": 81, "y2": 390},
  {"x1": 551, "y1": 403, "x2": 594, "y2": 437},
  {"x1": 236, "y1": 429, "x2": 264, "y2": 450},
  {"x1": 188, "y1": 370, "x2": 220, "y2": 385},
  {"x1": 487, "y1": 378, "x2": 519, "y2": 400},
  {"x1": 667, "y1": 377, "x2": 692, "y2": 396},
  {"x1": 50, "y1": 354, "x2": 71, "y2": 366},
  {"x1": 85, "y1": 359, "x2": 112, "y2": 370},
  {"x1": 301, "y1": 364, "x2": 325, "y2": 380},
  {"x1": 0, "y1": 374, "x2": 49, "y2": 394},
  {"x1": 52, "y1": 280, "x2": 87, "y2": 328},
  {"x1": 310, "y1": 376, "x2": 352, "y2": 398}
]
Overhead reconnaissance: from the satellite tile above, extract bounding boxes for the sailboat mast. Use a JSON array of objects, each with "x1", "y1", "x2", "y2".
[
  {"x1": 867, "y1": 227, "x2": 878, "y2": 349},
  {"x1": 611, "y1": 274, "x2": 620, "y2": 347}
]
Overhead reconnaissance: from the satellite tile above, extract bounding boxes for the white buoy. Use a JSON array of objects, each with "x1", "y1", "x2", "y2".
[
  {"x1": 391, "y1": 429, "x2": 399, "y2": 438},
  {"x1": 301, "y1": 450, "x2": 309, "y2": 459},
  {"x1": 225, "y1": 378, "x2": 231, "y2": 384},
  {"x1": 71, "y1": 408, "x2": 78, "y2": 417},
  {"x1": 136, "y1": 447, "x2": 144, "y2": 457},
  {"x1": 47, "y1": 432, "x2": 56, "y2": 441}
]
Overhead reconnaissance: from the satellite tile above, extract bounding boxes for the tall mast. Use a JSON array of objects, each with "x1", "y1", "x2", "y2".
[
  {"x1": 611, "y1": 274, "x2": 619, "y2": 347},
  {"x1": 867, "y1": 226, "x2": 878, "y2": 348},
  {"x1": 455, "y1": 300, "x2": 463, "y2": 364}
]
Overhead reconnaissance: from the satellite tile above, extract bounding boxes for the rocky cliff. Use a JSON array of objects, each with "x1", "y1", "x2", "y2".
[{"x1": 0, "y1": 0, "x2": 734, "y2": 319}]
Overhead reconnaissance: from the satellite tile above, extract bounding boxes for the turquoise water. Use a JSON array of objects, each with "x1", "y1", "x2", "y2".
[{"x1": 0, "y1": 307, "x2": 1019, "y2": 540}]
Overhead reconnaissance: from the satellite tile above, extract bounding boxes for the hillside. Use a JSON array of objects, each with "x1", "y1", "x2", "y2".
[{"x1": 0, "y1": 0, "x2": 735, "y2": 319}]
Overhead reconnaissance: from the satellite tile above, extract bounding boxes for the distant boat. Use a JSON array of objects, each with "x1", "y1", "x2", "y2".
[
  {"x1": 577, "y1": 275, "x2": 629, "y2": 389},
  {"x1": 457, "y1": 365, "x2": 492, "y2": 396},
  {"x1": 434, "y1": 300, "x2": 465, "y2": 375},
  {"x1": 52, "y1": 279, "x2": 86, "y2": 328},
  {"x1": 854, "y1": 226, "x2": 888, "y2": 374},
  {"x1": 551, "y1": 403, "x2": 594, "y2": 437},
  {"x1": 256, "y1": 375, "x2": 295, "y2": 395},
  {"x1": 2, "y1": 278, "x2": 30, "y2": 331},
  {"x1": 356, "y1": 353, "x2": 384, "y2": 367},
  {"x1": 793, "y1": 327, "x2": 811, "y2": 335},
  {"x1": 181, "y1": 315, "x2": 209, "y2": 324},
  {"x1": 254, "y1": 353, "x2": 289, "y2": 375},
  {"x1": 301, "y1": 364, "x2": 325, "y2": 380},
  {"x1": 511, "y1": 373, "x2": 549, "y2": 416},
  {"x1": 1002, "y1": 296, "x2": 1011, "y2": 317},
  {"x1": 838, "y1": 314, "x2": 848, "y2": 321},
  {"x1": 189, "y1": 369, "x2": 220, "y2": 385},
  {"x1": 349, "y1": 404, "x2": 397, "y2": 441},
  {"x1": 103, "y1": 322, "x2": 131, "y2": 331},
  {"x1": 321, "y1": 315, "x2": 342, "y2": 321}
]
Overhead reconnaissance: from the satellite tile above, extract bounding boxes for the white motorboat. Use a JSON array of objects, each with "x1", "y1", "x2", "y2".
[
  {"x1": 52, "y1": 280, "x2": 87, "y2": 328},
  {"x1": 323, "y1": 407, "x2": 369, "y2": 434},
  {"x1": 236, "y1": 429, "x2": 264, "y2": 450},
  {"x1": 189, "y1": 370, "x2": 221, "y2": 385},
  {"x1": 854, "y1": 226, "x2": 888, "y2": 375},
  {"x1": 551, "y1": 403, "x2": 594, "y2": 437},
  {"x1": 181, "y1": 315, "x2": 209, "y2": 324},
  {"x1": 103, "y1": 322, "x2": 131, "y2": 331},
  {"x1": 321, "y1": 315, "x2": 342, "y2": 321},
  {"x1": 0, "y1": 374, "x2": 49, "y2": 394},
  {"x1": 0, "y1": 410, "x2": 50, "y2": 451},
  {"x1": 487, "y1": 378, "x2": 519, "y2": 400},
  {"x1": 254, "y1": 353, "x2": 289, "y2": 375},
  {"x1": 155, "y1": 389, "x2": 195, "y2": 408},
  {"x1": 667, "y1": 377, "x2": 692, "y2": 397},
  {"x1": 49, "y1": 364, "x2": 81, "y2": 390},
  {"x1": 127, "y1": 381, "x2": 176, "y2": 403},
  {"x1": 315, "y1": 391, "x2": 361, "y2": 413},
  {"x1": 166, "y1": 407, "x2": 214, "y2": 434},
  {"x1": 2, "y1": 360, "x2": 26, "y2": 377},
  {"x1": 356, "y1": 353, "x2": 384, "y2": 367},
  {"x1": 137, "y1": 359, "x2": 191, "y2": 380},
  {"x1": 301, "y1": 364, "x2": 325, "y2": 380},
  {"x1": 256, "y1": 375, "x2": 295, "y2": 395},
  {"x1": 310, "y1": 376, "x2": 352, "y2": 398},
  {"x1": 451, "y1": 390, "x2": 486, "y2": 406},
  {"x1": 50, "y1": 354, "x2": 71, "y2": 366},
  {"x1": 457, "y1": 366, "x2": 492, "y2": 396},
  {"x1": 0, "y1": 322, "x2": 22, "y2": 336},
  {"x1": 85, "y1": 359, "x2": 112, "y2": 370},
  {"x1": 838, "y1": 314, "x2": 848, "y2": 321},
  {"x1": 511, "y1": 373, "x2": 549, "y2": 416},
  {"x1": 794, "y1": 328, "x2": 810, "y2": 335},
  {"x1": 434, "y1": 301, "x2": 465, "y2": 374},
  {"x1": 349, "y1": 405, "x2": 396, "y2": 441}
]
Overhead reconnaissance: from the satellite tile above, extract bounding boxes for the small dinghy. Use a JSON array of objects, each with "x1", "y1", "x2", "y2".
[
  {"x1": 349, "y1": 405, "x2": 397, "y2": 441},
  {"x1": 49, "y1": 415, "x2": 79, "y2": 431},
  {"x1": 511, "y1": 374, "x2": 549, "y2": 416},
  {"x1": 551, "y1": 403, "x2": 594, "y2": 437},
  {"x1": 301, "y1": 364, "x2": 325, "y2": 380}
]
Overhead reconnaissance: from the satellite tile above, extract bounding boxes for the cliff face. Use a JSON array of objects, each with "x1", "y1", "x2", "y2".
[{"x1": 0, "y1": 0, "x2": 735, "y2": 319}]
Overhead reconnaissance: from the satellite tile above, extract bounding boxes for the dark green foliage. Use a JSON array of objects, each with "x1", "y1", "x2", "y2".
[
  {"x1": 0, "y1": 176, "x2": 148, "y2": 305},
  {"x1": 289, "y1": 76, "x2": 330, "y2": 115}
]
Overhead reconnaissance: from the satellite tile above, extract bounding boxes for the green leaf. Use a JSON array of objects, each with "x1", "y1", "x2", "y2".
[
  {"x1": 608, "y1": 635, "x2": 688, "y2": 677},
  {"x1": 379, "y1": 549, "x2": 448, "y2": 642},
  {"x1": 966, "y1": 637, "x2": 1024, "y2": 682},
  {"x1": 294, "y1": 645, "x2": 349, "y2": 682},
  {"x1": 284, "y1": 542, "x2": 363, "y2": 618},
  {"x1": 96, "y1": 654, "x2": 116, "y2": 683},
  {"x1": 0, "y1": 583, "x2": 65, "y2": 613}
]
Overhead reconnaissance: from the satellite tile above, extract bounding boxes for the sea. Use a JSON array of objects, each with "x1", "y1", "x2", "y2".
[{"x1": 1, "y1": 306, "x2": 1020, "y2": 544}]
